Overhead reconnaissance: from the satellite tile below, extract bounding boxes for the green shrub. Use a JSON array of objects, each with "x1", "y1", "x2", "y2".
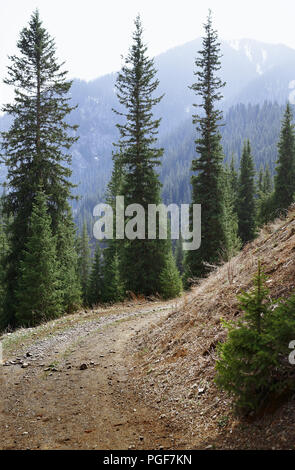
[
  {"x1": 215, "y1": 262, "x2": 295, "y2": 414},
  {"x1": 159, "y1": 251, "x2": 182, "y2": 299}
]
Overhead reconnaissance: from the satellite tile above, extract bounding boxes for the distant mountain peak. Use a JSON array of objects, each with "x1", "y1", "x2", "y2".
[{"x1": 224, "y1": 38, "x2": 295, "y2": 81}]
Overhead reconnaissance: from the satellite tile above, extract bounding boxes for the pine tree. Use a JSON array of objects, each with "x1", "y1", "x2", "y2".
[
  {"x1": 258, "y1": 165, "x2": 264, "y2": 193},
  {"x1": 274, "y1": 103, "x2": 295, "y2": 214},
  {"x1": 77, "y1": 222, "x2": 91, "y2": 304},
  {"x1": 175, "y1": 237, "x2": 184, "y2": 275},
  {"x1": 0, "y1": 189, "x2": 9, "y2": 329},
  {"x1": 159, "y1": 251, "x2": 182, "y2": 299},
  {"x1": 101, "y1": 248, "x2": 124, "y2": 303},
  {"x1": 101, "y1": 151, "x2": 126, "y2": 302},
  {"x1": 257, "y1": 191, "x2": 276, "y2": 227},
  {"x1": 216, "y1": 262, "x2": 295, "y2": 413},
  {"x1": 215, "y1": 262, "x2": 274, "y2": 413},
  {"x1": 1, "y1": 10, "x2": 79, "y2": 327},
  {"x1": 0, "y1": 217, "x2": 8, "y2": 310},
  {"x1": 256, "y1": 163, "x2": 274, "y2": 226},
  {"x1": 88, "y1": 243, "x2": 102, "y2": 306},
  {"x1": 229, "y1": 155, "x2": 239, "y2": 212},
  {"x1": 184, "y1": 10, "x2": 227, "y2": 282},
  {"x1": 15, "y1": 191, "x2": 62, "y2": 327},
  {"x1": 237, "y1": 140, "x2": 257, "y2": 244},
  {"x1": 56, "y1": 212, "x2": 81, "y2": 312},
  {"x1": 112, "y1": 15, "x2": 180, "y2": 296},
  {"x1": 222, "y1": 166, "x2": 241, "y2": 260},
  {"x1": 238, "y1": 261, "x2": 270, "y2": 334},
  {"x1": 106, "y1": 152, "x2": 125, "y2": 209},
  {"x1": 263, "y1": 164, "x2": 273, "y2": 194}
]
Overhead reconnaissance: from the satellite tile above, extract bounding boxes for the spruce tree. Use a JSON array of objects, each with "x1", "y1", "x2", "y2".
[
  {"x1": 222, "y1": 166, "x2": 241, "y2": 260},
  {"x1": 215, "y1": 262, "x2": 274, "y2": 413},
  {"x1": 274, "y1": 103, "x2": 295, "y2": 214},
  {"x1": 1, "y1": 10, "x2": 79, "y2": 327},
  {"x1": 101, "y1": 249, "x2": 124, "y2": 303},
  {"x1": 229, "y1": 155, "x2": 239, "y2": 210},
  {"x1": 101, "y1": 152, "x2": 126, "y2": 302},
  {"x1": 106, "y1": 152, "x2": 125, "y2": 209},
  {"x1": 216, "y1": 262, "x2": 295, "y2": 413},
  {"x1": 56, "y1": 213, "x2": 81, "y2": 312},
  {"x1": 257, "y1": 191, "x2": 276, "y2": 227},
  {"x1": 258, "y1": 165, "x2": 264, "y2": 193},
  {"x1": 237, "y1": 140, "x2": 257, "y2": 244},
  {"x1": 0, "y1": 216, "x2": 8, "y2": 312},
  {"x1": 0, "y1": 190, "x2": 9, "y2": 329},
  {"x1": 184, "y1": 10, "x2": 227, "y2": 282},
  {"x1": 15, "y1": 190, "x2": 62, "y2": 327},
  {"x1": 263, "y1": 164, "x2": 273, "y2": 194},
  {"x1": 159, "y1": 251, "x2": 182, "y2": 299},
  {"x1": 77, "y1": 222, "x2": 91, "y2": 304},
  {"x1": 226, "y1": 155, "x2": 240, "y2": 225},
  {"x1": 257, "y1": 164, "x2": 274, "y2": 226},
  {"x1": 88, "y1": 243, "x2": 102, "y2": 306},
  {"x1": 175, "y1": 237, "x2": 184, "y2": 275},
  {"x1": 113, "y1": 15, "x2": 181, "y2": 296}
]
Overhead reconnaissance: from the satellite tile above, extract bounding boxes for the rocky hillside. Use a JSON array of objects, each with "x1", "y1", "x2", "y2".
[{"x1": 129, "y1": 206, "x2": 295, "y2": 449}]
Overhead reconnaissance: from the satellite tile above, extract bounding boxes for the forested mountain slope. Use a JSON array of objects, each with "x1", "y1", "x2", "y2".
[
  {"x1": 1, "y1": 38, "x2": 295, "y2": 226},
  {"x1": 160, "y1": 101, "x2": 285, "y2": 204}
]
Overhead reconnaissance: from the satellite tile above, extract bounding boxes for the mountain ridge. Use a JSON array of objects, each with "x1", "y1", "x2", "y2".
[{"x1": 1, "y1": 37, "x2": 294, "y2": 223}]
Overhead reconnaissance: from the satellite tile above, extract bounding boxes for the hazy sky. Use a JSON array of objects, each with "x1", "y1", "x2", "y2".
[{"x1": 1, "y1": 0, "x2": 295, "y2": 104}]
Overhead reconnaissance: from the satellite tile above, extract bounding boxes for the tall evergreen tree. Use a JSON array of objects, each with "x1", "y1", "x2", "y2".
[
  {"x1": 15, "y1": 190, "x2": 62, "y2": 327},
  {"x1": 274, "y1": 103, "x2": 295, "y2": 214},
  {"x1": 184, "y1": 10, "x2": 227, "y2": 282},
  {"x1": 1, "y1": 10, "x2": 79, "y2": 326},
  {"x1": 112, "y1": 15, "x2": 181, "y2": 296},
  {"x1": 237, "y1": 140, "x2": 257, "y2": 244}
]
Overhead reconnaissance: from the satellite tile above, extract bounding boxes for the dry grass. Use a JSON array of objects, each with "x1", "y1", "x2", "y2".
[{"x1": 141, "y1": 204, "x2": 295, "y2": 366}]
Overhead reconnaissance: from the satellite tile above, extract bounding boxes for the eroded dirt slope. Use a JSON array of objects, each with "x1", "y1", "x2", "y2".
[{"x1": 128, "y1": 207, "x2": 295, "y2": 449}]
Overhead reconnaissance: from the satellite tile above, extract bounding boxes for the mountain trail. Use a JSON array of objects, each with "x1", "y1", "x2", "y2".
[{"x1": 0, "y1": 301, "x2": 179, "y2": 450}]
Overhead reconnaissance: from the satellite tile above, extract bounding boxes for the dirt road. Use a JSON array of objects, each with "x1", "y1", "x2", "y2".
[{"x1": 0, "y1": 302, "x2": 178, "y2": 450}]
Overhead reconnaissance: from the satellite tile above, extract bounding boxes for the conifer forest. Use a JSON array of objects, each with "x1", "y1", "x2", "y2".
[{"x1": 1, "y1": 1, "x2": 295, "y2": 455}]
